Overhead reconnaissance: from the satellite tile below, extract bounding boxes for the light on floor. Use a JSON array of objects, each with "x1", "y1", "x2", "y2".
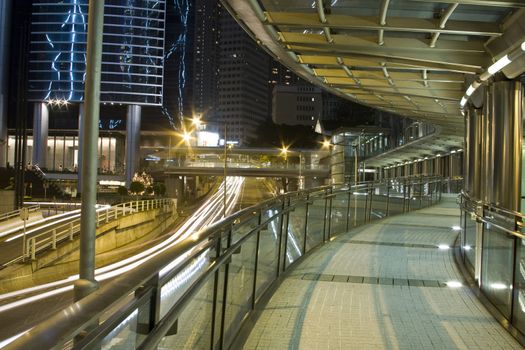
[
  {"x1": 463, "y1": 245, "x2": 471, "y2": 251},
  {"x1": 438, "y1": 244, "x2": 450, "y2": 250},
  {"x1": 490, "y1": 283, "x2": 507, "y2": 290},
  {"x1": 446, "y1": 281, "x2": 462, "y2": 288},
  {"x1": 451, "y1": 226, "x2": 461, "y2": 231}
]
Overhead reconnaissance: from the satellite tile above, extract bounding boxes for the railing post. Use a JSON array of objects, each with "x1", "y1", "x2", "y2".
[
  {"x1": 52, "y1": 229, "x2": 57, "y2": 249},
  {"x1": 407, "y1": 182, "x2": 412, "y2": 212},
  {"x1": 367, "y1": 185, "x2": 375, "y2": 222},
  {"x1": 276, "y1": 199, "x2": 286, "y2": 276},
  {"x1": 31, "y1": 240, "x2": 36, "y2": 260},
  {"x1": 252, "y1": 211, "x2": 262, "y2": 309},
  {"x1": 322, "y1": 189, "x2": 329, "y2": 242},
  {"x1": 402, "y1": 180, "x2": 407, "y2": 213},
  {"x1": 386, "y1": 185, "x2": 390, "y2": 217},
  {"x1": 419, "y1": 180, "x2": 423, "y2": 209},
  {"x1": 346, "y1": 190, "x2": 351, "y2": 231},
  {"x1": 282, "y1": 197, "x2": 292, "y2": 272},
  {"x1": 70, "y1": 222, "x2": 74, "y2": 240},
  {"x1": 428, "y1": 181, "x2": 432, "y2": 206},
  {"x1": 219, "y1": 226, "x2": 232, "y2": 349},
  {"x1": 302, "y1": 193, "x2": 310, "y2": 255},
  {"x1": 106, "y1": 208, "x2": 109, "y2": 223}
]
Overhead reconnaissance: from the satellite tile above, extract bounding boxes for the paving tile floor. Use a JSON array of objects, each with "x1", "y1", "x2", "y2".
[{"x1": 243, "y1": 197, "x2": 523, "y2": 349}]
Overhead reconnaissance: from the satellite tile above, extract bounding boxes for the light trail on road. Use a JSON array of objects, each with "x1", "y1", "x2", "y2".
[{"x1": 0, "y1": 177, "x2": 245, "y2": 347}]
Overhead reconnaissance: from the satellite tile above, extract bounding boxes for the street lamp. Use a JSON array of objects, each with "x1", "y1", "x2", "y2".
[
  {"x1": 298, "y1": 151, "x2": 304, "y2": 190},
  {"x1": 182, "y1": 131, "x2": 192, "y2": 143},
  {"x1": 191, "y1": 115, "x2": 202, "y2": 128},
  {"x1": 280, "y1": 145, "x2": 289, "y2": 169}
]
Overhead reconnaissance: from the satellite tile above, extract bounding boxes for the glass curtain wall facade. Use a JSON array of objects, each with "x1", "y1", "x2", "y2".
[
  {"x1": 7, "y1": 133, "x2": 125, "y2": 174},
  {"x1": 28, "y1": 0, "x2": 166, "y2": 105}
]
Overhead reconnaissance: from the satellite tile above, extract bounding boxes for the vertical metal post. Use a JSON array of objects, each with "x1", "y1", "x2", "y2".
[
  {"x1": 302, "y1": 194, "x2": 309, "y2": 254},
  {"x1": 52, "y1": 229, "x2": 56, "y2": 249},
  {"x1": 282, "y1": 198, "x2": 291, "y2": 272},
  {"x1": 252, "y1": 212, "x2": 262, "y2": 309},
  {"x1": 345, "y1": 190, "x2": 351, "y2": 231},
  {"x1": 219, "y1": 227, "x2": 232, "y2": 349},
  {"x1": 276, "y1": 199, "x2": 286, "y2": 276},
  {"x1": 327, "y1": 189, "x2": 333, "y2": 239},
  {"x1": 363, "y1": 186, "x2": 369, "y2": 224},
  {"x1": 223, "y1": 128, "x2": 228, "y2": 218},
  {"x1": 210, "y1": 234, "x2": 221, "y2": 348},
  {"x1": 21, "y1": 214, "x2": 27, "y2": 261},
  {"x1": 419, "y1": 180, "x2": 423, "y2": 209},
  {"x1": 322, "y1": 189, "x2": 329, "y2": 242},
  {"x1": 74, "y1": 0, "x2": 104, "y2": 301},
  {"x1": 386, "y1": 185, "x2": 390, "y2": 216}
]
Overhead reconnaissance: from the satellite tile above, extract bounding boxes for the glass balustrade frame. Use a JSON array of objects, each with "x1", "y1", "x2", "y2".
[{"x1": 5, "y1": 175, "x2": 444, "y2": 350}]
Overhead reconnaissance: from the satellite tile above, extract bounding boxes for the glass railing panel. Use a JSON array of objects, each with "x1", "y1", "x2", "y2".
[
  {"x1": 255, "y1": 206, "x2": 281, "y2": 301},
  {"x1": 330, "y1": 191, "x2": 348, "y2": 236},
  {"x1": 231, "y1": 213, "x2": 259, "y2": 245},
  {"x1": 159, "y1": 278, "x2": 214, "y2": 349},
  {"x1": 387, "y1": 181, "x2": 405, "y2": 216},
  {"x1": 306, "y1": 191, "x2": 326, "y2": 252},
  {"x1": 223, "y1": 232, "x2": 258, "y2": 349},
  {"x1": 464, "y1": 211, "x2": 477, "y2": 270},
  {"x1": 370, "y1": 185, "x2": 388, "y2": 222},
  {"x1": 512, "y1": 238, "x2": 525, "y2": 334},
  {"x1": 212, "y1": 265, "x2": 225, "y2": 349},
  {"x1": 159, "y1": 251, "x2": 211, "y2": 319},
  {"x1": 349, "y1": 187, "x2": 368, "y2": 227},
  {"x1": 481, "y1": 214, "x2": 515, "y2": 318},
  {"x1": 101, "y1": 308, "x2": 140, "y2": 349},
  {"x1": 285, "y1": 199, "x2": 307, "y2": 266}
]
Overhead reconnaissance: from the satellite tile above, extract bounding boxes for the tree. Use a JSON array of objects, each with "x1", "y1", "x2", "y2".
[
  {"x1": 145, "y1": 186, "x2": 154, "y2": 195},
  {"x1": 117, "y1": 185, "x2": 128, "y2": 202},
  {"x1": 155, "y1": 183, "x2": 166, "y2": 197},
  {"x1": 129, "y1": 181, "x2": 145, "y2": 196}
]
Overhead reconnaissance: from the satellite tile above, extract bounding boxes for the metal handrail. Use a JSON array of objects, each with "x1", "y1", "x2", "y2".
[
  {"x1": 0, "y1": 205, "x2": 40, "y2": 223},
  {"x1": 19, "y1": 199, "x2": 174, "y2": 262},
  {"x1": 460, "y1": 192, "x2": 525, "y2": 240},
  {"x1": 5, "y1": 176, "x2": 443, "y2": 350},
  {"x1": 461, "y1": 190, "x2": 525, "y2": 220}
]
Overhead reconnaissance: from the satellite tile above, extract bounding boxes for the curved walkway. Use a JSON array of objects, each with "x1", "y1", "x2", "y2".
[{"x1": 243, "y1": 197, "x2": 522, "y2": 349}]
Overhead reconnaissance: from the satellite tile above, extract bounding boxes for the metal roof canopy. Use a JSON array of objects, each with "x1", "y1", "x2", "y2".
[{"x1": 222, "y1": 0, "x2": 525, "y2": 154}]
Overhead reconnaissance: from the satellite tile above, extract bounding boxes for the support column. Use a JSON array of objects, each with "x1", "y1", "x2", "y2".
[
  {"x1": 32, "y1": 103, "x2": 48, "y2": 167},
  {"x1": 74, "y1": 0, "x2": 104, "y2": 301},
  {"x1": 126, "y1": 105, "x2": 141, "y2": 186},
  {"x1": 0, "y1": 0, "x2": 12, "y2": 167},
  {"x1": 488, "y1": 81, "x2": 522, "y2": 211},
  {"x1": 465, "y1": 108, "x2": 482, "y2": 199},
  {"x1": 76, "y1": 103, "x2": 84, "y2": 194}
]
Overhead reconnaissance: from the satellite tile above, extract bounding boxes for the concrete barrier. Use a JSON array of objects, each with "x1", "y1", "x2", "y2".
[{"x1": 0, "y1": 202, "x2": 178, "y2": 293}]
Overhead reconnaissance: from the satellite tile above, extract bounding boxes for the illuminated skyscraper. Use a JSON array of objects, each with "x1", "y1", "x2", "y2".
[{"x1": 28, "y1": 0, "x2": 166, "y2": 105}]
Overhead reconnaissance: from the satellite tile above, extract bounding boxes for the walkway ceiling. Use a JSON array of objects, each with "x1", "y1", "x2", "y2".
[{"x1": 223, "y1": 0, "x2": 525, "y2": 153}]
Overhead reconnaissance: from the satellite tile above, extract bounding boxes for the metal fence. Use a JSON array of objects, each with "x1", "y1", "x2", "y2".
[
  {"x1": 459, "y1": 192, "x2": 525, "y2": 339},
  {"x1": 0, "y1": 205, "x2": 40, "y2": 223},
  {"x1": 6, "y1": 176, "x2": 443, "y2": 350},
  {"x1": 22, "y1": 199, "x2": 174, "y2": 262}
]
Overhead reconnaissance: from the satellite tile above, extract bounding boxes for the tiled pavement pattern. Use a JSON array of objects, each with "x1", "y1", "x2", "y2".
[{"x1": 243, "y1": 197, "x2": 523, "y2": 349}]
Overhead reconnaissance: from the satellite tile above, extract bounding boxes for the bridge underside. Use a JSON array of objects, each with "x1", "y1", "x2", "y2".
[{"x1": 222, "y1": 0, "x2": 525, "y2": 157}]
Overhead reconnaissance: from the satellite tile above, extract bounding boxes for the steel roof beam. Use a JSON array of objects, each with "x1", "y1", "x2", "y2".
[
  {"x1": 266, "y1": 12, "x2": 502, "y2": 37},
  {"x1": 408, "y1": 0, "x2": 525, "y2": 7}
]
